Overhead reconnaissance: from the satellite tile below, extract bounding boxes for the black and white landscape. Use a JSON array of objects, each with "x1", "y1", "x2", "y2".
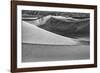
[{"x1": 22, "y1": 10, "x2": 90, "y2": 62}]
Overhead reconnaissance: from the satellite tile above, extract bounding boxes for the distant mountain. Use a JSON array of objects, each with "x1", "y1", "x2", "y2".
[{"x1": 22, "y1": 21, "x2": 79, "y2": 45}]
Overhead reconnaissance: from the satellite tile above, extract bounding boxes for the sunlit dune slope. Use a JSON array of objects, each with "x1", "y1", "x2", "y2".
[{"x1": 22, "y1": 21, "x2": 78, "y2": 45}]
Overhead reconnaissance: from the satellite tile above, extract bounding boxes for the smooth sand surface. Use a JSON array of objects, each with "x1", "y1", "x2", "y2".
[
  {"x1": 22, "y1": 43, "x2": 90, "y2": 62},
  {"x1": 22, "y1": 21, "x2": 78, "y2": 45}
]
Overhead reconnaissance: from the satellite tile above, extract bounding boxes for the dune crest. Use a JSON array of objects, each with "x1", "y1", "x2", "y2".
[{"x1": 22, "y1": 21, "x2": 78, "y2": 45}]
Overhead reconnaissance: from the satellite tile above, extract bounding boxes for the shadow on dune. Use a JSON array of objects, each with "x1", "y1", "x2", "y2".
[
  {"x1": 37, "y1": 15, "x2": 90, "y2": 38},
  {"x1": 24, "y1": 15, "x2": 90, "y2": 38}
]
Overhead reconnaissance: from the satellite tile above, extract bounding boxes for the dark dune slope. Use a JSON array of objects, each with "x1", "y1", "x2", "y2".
[{"x1": 38, "y1": 16, "x2": 90, "y2": 38}]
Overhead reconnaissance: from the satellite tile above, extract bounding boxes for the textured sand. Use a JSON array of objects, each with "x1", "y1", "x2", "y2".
[{"x1": 22, "y1": 43, "x2": 90, "y2": 62}]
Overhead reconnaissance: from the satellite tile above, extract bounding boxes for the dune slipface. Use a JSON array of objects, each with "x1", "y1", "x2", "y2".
[
  {"x1": 22, "y1": 21, "x2": 78, "y2": 45},
  {"x1": 27, "y1": 15, "x2": 89, "y2": 38}
]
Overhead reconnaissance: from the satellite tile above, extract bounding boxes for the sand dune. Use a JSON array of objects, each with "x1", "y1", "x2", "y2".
[
  {"x1": 22, "y1": 21, "x2": 78, "y2": 45},
  {"x1": 26, "y1": 15, "x2": 89, "y2": 26},
  {"x1": 25, "y1": 15, "x2": 89, "y2": 37}
]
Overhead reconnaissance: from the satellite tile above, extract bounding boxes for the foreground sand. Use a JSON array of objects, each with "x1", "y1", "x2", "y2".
[{"x1": 22, "y1": 43, "x2": 90, "y2": 62}]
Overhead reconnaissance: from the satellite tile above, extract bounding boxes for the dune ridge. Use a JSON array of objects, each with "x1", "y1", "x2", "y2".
[{"x1": 22, "y1": 21, "x2": 79, "y2": 45}]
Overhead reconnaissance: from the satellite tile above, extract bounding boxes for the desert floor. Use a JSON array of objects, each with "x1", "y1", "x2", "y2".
[{"x1": 22, "y1": 43, "x2": 90, "y2": 62}]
